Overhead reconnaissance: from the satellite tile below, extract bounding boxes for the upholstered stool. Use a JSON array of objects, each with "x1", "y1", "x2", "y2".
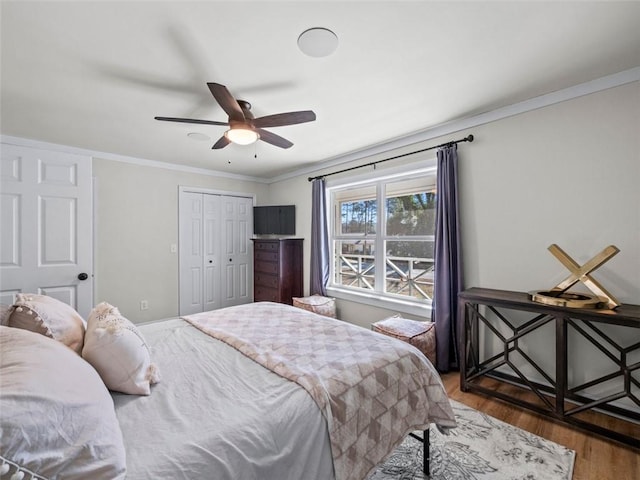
[
  {"x1": 372, "y1": 316, "x2": 436, "y2": 365},
  {"x1": 292, "y1": 294, "x2": 337, "y2": 318}
]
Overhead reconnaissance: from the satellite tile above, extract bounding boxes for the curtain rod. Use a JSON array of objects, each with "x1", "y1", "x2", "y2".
[{"x1": 307, "y1": 134, "x2": 474, "y2": 182}]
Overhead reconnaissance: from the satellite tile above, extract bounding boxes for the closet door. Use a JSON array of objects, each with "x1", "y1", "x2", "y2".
[
  {"x1": 179, "y1": 192, "x2": 221, "y2": 315},
  {"x1": 202, "y1": 194, "x2": 221, "y2": 312},
  {"x1": 220, "y1": 195, "x2": 252, "y2": 308},
  {"x1": 179, "y1": 190, "x2": 252, "y2": 315}
]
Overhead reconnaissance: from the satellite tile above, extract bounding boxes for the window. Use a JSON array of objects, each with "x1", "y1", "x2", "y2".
[{"x1": 328, "y1": 166, "x2": 436, "y2": 307}]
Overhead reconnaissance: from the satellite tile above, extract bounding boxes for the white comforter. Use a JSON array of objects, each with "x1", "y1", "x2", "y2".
[
  {"x1": 112, "y1": 319, "x2": 334, "y2": 480},
  {"x1": 184, "y1": 302, "x2": 457, "y2": 480}
]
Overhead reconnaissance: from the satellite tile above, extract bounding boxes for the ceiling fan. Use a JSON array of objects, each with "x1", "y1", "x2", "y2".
[{"x1": 155, "y1": 82, "x2": 316, "y2": 149}]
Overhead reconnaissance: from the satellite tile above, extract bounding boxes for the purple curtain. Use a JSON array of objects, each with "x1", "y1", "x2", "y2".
[
  {"x1": 310, "y1": 178, "x2": 329, "y2": 296},
  {"x1": 431, "y1": 144, "x2": 464, "y2": 372}
]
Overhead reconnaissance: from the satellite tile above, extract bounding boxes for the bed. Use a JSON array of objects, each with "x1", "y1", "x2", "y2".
[{"x1": 0, "y1": 296, "x2": 456, "y2": 480}]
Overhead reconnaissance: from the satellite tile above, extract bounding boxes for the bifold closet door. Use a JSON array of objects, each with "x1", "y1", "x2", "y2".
[
  {"x1": 179, "y1": 192, "x2": 221, "y2": 315},
  {"x1": 179, "y1": 191, "x2": 252, "y2": 315},
  {"x1": 220, "y1": 195, "x2": 252, "y2": 308}
]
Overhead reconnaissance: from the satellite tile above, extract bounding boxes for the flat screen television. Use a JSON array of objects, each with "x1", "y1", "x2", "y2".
[{"x1": 253, "y1": 205, "x2": 296, "y2": 236}]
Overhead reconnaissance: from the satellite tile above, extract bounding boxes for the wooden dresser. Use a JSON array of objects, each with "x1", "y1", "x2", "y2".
[{"x1": 252, "y1": 238, "x2": 303, "y2": 305}]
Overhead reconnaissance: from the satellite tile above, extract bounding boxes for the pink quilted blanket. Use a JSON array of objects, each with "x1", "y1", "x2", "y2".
[{"x1": 183, "y1": 302, "x2": 456, "y2": 480}]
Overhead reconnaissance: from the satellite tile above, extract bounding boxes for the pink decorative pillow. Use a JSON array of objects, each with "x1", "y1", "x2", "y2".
[
  {"x1": 82, "y1": 302, "x2": 160, "y2": 395},
  {"x1": 7, "y1": 293, "x2": 85, "y2": 354}
]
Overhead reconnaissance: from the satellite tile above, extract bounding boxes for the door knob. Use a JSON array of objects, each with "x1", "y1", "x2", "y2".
[{"x1": 78, "y1": 273, "x2": 89, "y2": 281}]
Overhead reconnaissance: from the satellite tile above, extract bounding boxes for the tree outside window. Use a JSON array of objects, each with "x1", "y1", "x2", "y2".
[{"x1": 330, "y1": 172, "x2": 436, "y2": 304}]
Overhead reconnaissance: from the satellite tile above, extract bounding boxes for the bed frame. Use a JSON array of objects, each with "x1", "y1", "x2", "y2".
[{"x1": 410, "y1": 429, "x2": 430, "y2": 474}]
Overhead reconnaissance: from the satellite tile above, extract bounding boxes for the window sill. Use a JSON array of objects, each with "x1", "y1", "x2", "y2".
[{"x1": 326, "y1": 287, "x2": 432, "y2": 319}]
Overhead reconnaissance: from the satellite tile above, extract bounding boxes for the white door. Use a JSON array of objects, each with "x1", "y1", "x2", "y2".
[
  {"x1": 220, "y1": 195, "x2": 252, "y2": 308},
  {"x1": 202, "y1": 194, "x2": 221, "y2": 311},
  {"x1": 179, "y1": 190, "x2": 252, "y2": 315},
  {"x1": 0, "y1": 143, "x2": 93, "y2": 317},
  {"x1": 178, "y1": 192, "x2": 218, "y2": 315}
]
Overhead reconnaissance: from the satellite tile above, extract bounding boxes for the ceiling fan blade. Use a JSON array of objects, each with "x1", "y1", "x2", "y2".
[
  {"x1": 256, "y1": 128, "x2": 293, "y2": 149},
  {"x1": 155, "y1": 116, "x2": 228, "y2": 126},
  {"x1": 212, "y1": 135, "x2": 231, "y2": 149},
  {"x1": 207, "y1": 83, "x2": 245, "y2": 123},
  {"x1": 252, "y1": 110, "x2": 316, "y2": 128}
]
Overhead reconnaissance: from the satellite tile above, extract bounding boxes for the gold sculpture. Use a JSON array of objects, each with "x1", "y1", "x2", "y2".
[{"x1": 530, "y1": 244, "x2": 620, "y2": 309}]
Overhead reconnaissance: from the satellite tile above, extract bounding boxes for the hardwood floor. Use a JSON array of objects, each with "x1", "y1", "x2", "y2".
[{"x1": 440, "y1": 372, "x2": 640, "y2": 480}]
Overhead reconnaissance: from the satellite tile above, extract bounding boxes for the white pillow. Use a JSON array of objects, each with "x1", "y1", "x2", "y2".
[
  {"x1": 82, "y1": 302, "x2": 160, "y2": 395},
  {"x1": 0, "y1": 326, "x2": 126, "y2": 479},
  {"x1": 7, "y1": 293, "x2": 86, "y2": 354}
]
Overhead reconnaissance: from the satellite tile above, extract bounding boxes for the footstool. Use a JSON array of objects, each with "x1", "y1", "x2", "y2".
[
  {"x1": 372, "y1": 315, "x2": 436, "y2": 365},
  {"x1": 292, "y1": 294, "x2": 337, "y2": 318}
]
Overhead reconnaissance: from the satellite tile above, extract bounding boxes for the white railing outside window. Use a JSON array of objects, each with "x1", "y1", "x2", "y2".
[
  {"x1": 327, "y1": 163, "x2": 437, "y2": 308},
  {"x1": 336, "y1": 253, "x2": 434, "y2": 300}
]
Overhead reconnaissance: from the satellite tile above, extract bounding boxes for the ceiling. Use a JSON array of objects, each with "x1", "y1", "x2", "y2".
[{"x1": 2, "y1": 1, "x2": 639, "y2": 180}]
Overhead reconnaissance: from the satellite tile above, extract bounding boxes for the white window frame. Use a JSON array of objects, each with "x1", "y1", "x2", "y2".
[{"x1": 325, "y1": 159, "x2": 437, "y2": 317}]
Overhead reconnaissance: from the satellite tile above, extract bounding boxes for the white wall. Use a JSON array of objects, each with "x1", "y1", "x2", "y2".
[
  {"x1": 93, "y1": 158, "x2": 268, "y2": 322},
  {"x1": 456, "y1": 81, "x2": 639, "y2": 405},
  {"x1": 92, "y1": 80, "x2": 639, "y2": 330},
  {"x1": 460, "y1": 81, "x2": 639, "y2": 300},
  {"x1": 268, "y1": 81, "x2": 640, "y2": 329}
]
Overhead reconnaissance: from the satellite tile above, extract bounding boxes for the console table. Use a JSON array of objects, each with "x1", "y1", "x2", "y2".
[{"x1": 459, "y1": 287, "x2": 640, "y2": 448}]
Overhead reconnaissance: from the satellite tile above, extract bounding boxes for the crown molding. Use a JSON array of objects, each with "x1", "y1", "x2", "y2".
[
  {"x1": 0, "y1": 135, "x2": 270, "y2": 184},
  {"x1": 268, "y1": 66, "x2": 640, "y2": 184}
]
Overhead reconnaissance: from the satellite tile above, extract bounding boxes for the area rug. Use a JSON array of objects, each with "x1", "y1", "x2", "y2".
[{"x1": 368, "y1": 400, "x2": 575, "y2": 480}]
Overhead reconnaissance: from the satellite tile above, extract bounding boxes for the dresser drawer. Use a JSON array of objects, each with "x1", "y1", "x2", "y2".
[
  {"x1": 255, "y1": 250, "x2": 279, "y2": 262},
  {"x1": 254, "y1": 272, "x2": 279, "y2": 288},
  {"x1": 254, "y1": 286, "x2": 279, "y2": 302},
  {"x1": 254, "y1": 241, "x2": 279, "y2": 251},
  {"x1": 255, "y1": 260, "x2": 279, "y2": 275}
]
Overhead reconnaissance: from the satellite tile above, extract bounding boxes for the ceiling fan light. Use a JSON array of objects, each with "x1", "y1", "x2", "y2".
[{"x1": 224, "y1": 127, "x2": 259, "y2": 145}]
